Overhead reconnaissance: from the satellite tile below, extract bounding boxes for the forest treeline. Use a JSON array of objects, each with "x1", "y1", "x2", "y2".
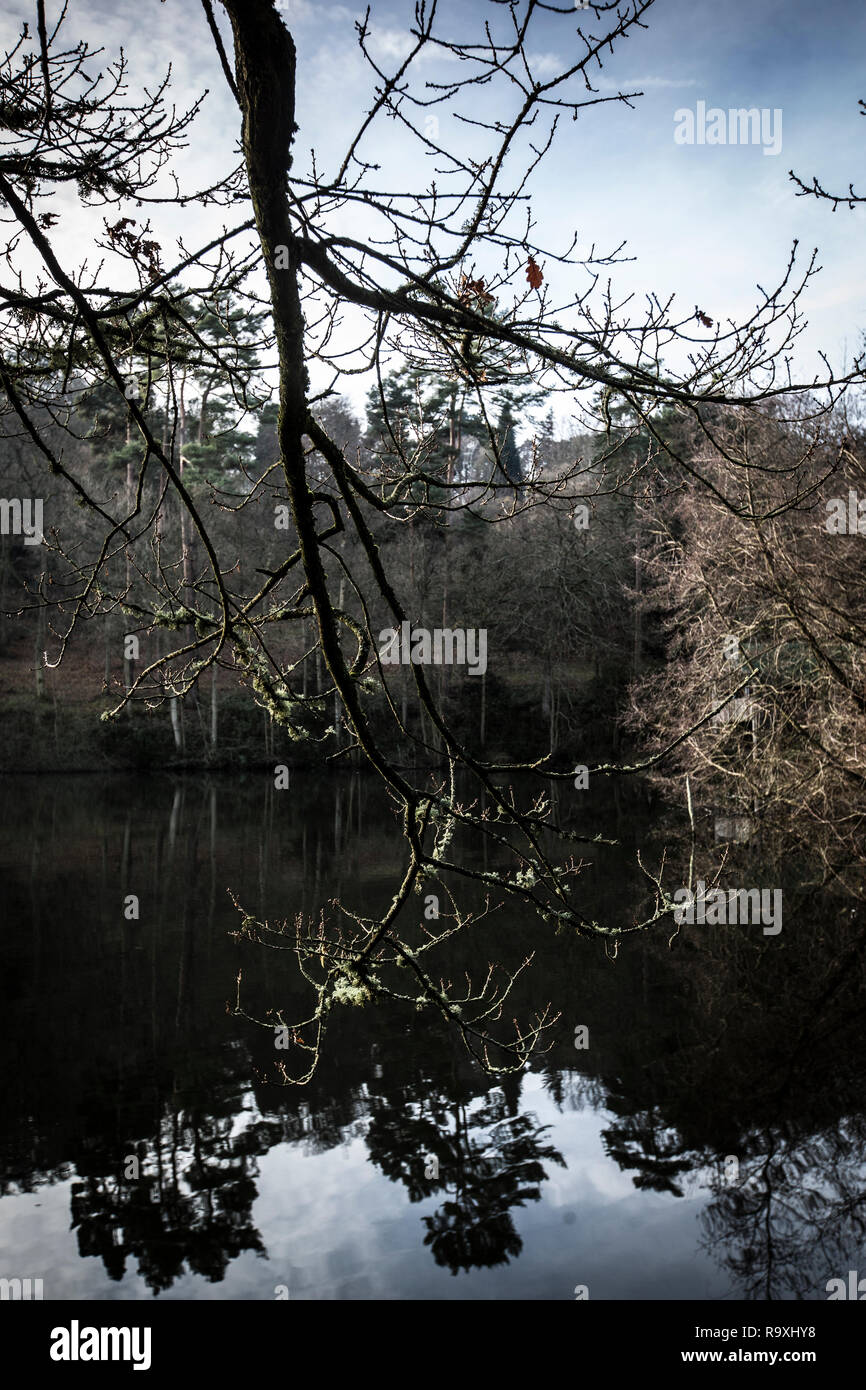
[
  {"x1": 3, "y1": 331, "x2": 866, "y2": 884},
  {"x1": 1, "y1": 347, "x2": 637, "y2": 771}
]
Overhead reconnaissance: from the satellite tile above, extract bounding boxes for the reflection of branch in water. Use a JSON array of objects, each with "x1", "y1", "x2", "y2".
[
  {"x1": 701, "y1": 1118, "x2": 866, "y2": 1301},
  {"x1": 572, "y1": 882, "x2": 866, "y2": 1298},
  {"x1": 229, "y1": 869, "x2": 566, "y2": 1083}
]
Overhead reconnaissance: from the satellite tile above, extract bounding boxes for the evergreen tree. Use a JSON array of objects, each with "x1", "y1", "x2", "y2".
[{"x1": 494, "y1": 402, "x2": 523, "y2": 486}]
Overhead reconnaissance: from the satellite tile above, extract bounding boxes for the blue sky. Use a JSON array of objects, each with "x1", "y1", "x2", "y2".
[
  {"x1": 295, "y1": 0, "x2": 866, "y2": 421},
  {"x1": 3, "y1": 0, "x2": 864, "y2": 425}
]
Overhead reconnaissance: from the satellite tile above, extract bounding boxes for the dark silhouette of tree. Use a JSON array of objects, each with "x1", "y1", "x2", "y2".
[{"x1": 0, "y1": 0, "x2": 862, "y2": 1080}]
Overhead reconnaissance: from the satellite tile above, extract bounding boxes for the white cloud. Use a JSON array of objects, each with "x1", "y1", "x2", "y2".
[{"x1": 595, "y1": 75, "x2": 703, "y2": 90}]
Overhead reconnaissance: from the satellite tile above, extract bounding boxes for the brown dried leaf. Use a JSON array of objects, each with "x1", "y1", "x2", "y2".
[{"x1": 526, "y1": 255, "x2": 543, "y2": 290}]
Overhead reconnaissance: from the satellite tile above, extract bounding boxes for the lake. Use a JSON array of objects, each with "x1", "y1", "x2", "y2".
[{"x1": 0, "y1": 771, "x2": 863, "y2": 1300}]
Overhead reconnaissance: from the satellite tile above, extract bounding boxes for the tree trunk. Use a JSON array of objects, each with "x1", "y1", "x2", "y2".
[
  {"x1": 198, "y1": 380, "x2": 213, "y2": 445},
  {"x1": 179, "y1": 371, "x2": 193, "y2": 597},
  {"x1": 34, "y1": 603, "x2": 45, "y2": 701},
  {"x1": 224, "y1": 0, "x2": 411, "y2": 800},
  {"x1": 170, "y1": 696, "x2": 184, "y2": 754},
  {"x1": 124, "y1": 393, "x2": 136, "y2": 694},
  {"x1": 480, "y1": 669, "x2": 486, "y2": 747},
  {"x1": 170, "y1": 371, "x2": 192, "y2": 752},
  {"x1": 545, "y1": 664, "x2": 554, "y2": 756},
  {"x1": 333, "y1": 575, "x2": 345, "y2": 748},
  {"x1": 632, "y1": 530, "x2": 642, "y2": 680},
  {"x1": 0, "y1": 546, "x2": 9, "y2": 654},
  {"x1": 210, "y1": 663, "x2": 218, "y2": 755}
]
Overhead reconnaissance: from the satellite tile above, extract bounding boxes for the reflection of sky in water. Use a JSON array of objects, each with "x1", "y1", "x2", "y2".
[
  {"x1": 1, "y1": 773, "x2": 864, "y2": 1301},
  {"x1": 0, "y1": 1074, "x2": 730, "y2": 1301}
]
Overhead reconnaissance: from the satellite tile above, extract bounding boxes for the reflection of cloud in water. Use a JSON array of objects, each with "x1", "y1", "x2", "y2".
[
  {"x1": 1, "y1": 773, "x2": 864, "y2": 1299},
  {"x1": 252, "y1": 1078, "x2": 730, "y2": 1299}
]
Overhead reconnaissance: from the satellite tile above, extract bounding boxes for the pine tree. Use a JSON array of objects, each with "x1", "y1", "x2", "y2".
[{"x1": 494, "y1": 402, "x2": 523, "y2": 486}]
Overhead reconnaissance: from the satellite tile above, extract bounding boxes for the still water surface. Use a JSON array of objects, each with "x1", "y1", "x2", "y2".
[{"x1": 0, "y1": 773, "x2": 863, "y2": 1300}]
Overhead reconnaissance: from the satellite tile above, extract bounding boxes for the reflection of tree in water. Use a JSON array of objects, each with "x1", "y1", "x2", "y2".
[
  {"x1": 602, "y1": 1106, "x2": 696, "y2": 1197},
  {"x1": 69, "y1": 1110, "x2": 266, "y2": 1293},
  {"x1": 5, "y1": 776, "x2": 866, "y2": 1296},
  {"x1": 0, "y1": 775, "x2": 390, "y2": 1296},
  {"x1": 365, "y1": 1077, "x2": 565, "y2": 1275},
  {"x1": 61, "y1": 1058, "x2": 380, "y2": 1292},
  {"x1": 580, "y1": 895, "x2": 866, "y2": 1299},
  {"x1": 421, "y1": 1105, "x2": 566, "y2": 1274},
  {"x1": 702, "y1": 1117, "x2": 866, "y2": 1300}
]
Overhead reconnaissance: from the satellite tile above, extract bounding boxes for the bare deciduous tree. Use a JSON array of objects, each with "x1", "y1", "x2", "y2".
[{"x1": 1, "y1": 0, "x2": 862, "y2": 1080}]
